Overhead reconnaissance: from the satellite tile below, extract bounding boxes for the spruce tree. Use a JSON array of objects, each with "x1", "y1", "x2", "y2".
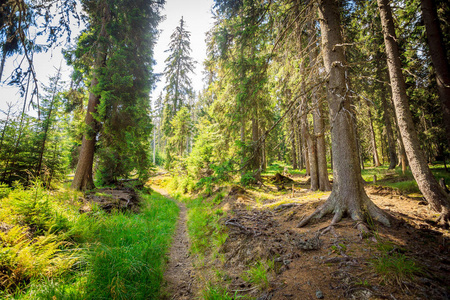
[{"x1": 163, "y1": 17, "x2": 196, "y2": 117}]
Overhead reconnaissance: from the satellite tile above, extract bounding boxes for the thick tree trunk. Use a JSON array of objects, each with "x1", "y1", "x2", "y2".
[
  {"x1": 71, "y1": 2, "x2": 110, "y2": 191},
  {"x1": 300, "y1": 0, "x2": 390, "y2": 229},
  {"x1": 378, "y1": 0, "x2": 450, "y2": 221},
  {"x1": 420, "y1": 0, "x2": 450, "y2": 148}
]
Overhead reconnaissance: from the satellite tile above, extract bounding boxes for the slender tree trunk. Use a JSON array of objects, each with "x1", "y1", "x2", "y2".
[
  {"x1": 300, "y1": 0, "x2": 390, "y2": 229},
  {"x1": 72, "y1": 2, "x2": 110, "y2": 191},
  {"x1": 289, "y1": 110, "x2": 298, "y2": 170},
  {"x1": 308, "y1": 21, "x2": 331, "y2": 191},
  {"x1": 378, "y1": 0, "x2": 450, "y2": 221},
  {"x1": 380, "y1": 78, "x2": 397, "y2": 169},
  {"x1": 420, "y1": 0, "x2": 450, "y2": 148},
  {"x1": 367, "y1": 108, "x2": 381, "y2": 167},
  {"x1": 301, "y1": 103, "x2": 318, "y2": 190}
]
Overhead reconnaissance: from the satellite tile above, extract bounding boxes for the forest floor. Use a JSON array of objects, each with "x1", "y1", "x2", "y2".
[{"x1": 149, "y1": 170, "x2": 450, "y2": 300}]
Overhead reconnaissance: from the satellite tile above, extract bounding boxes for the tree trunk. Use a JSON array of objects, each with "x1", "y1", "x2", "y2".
[
  {"x1": 299, "y1": 0, "x2": 390, "y2": 229},
  {"x1": 308, "y1": 21, "x2": 331, "y2": 191},
  {"x1": 367, "y1": 108, "x2": 381, "y2": 167},
  {"x1": 378, "y1": 0, "x2": 450, "y2": 221},
  {"x1": 301, "y1": 104, "x2": 319, "y2": 191},
  {"x1": 420, "y1": 0, "x2": 450, "y2": 148},
  {"x1": 71, "y1": 2, "x2": 110, "y2": 191},
  {"x1": 289, "y1": 113, "x2": 298, "y2": 170},
  {"x1": 380, "y1": 79, "x2": 397, "y2": 169}
]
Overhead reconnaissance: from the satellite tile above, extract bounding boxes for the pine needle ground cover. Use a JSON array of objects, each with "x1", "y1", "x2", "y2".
[{"x1": 0, "y1": 184, "x2": 178, "y2": 299}]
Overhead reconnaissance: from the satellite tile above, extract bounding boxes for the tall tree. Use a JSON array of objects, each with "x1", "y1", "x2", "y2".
[
  {"x1": 377, "y1": 0, "x2": 450, "y2": 224},
  {"x1": 71, "y1": 0, "x2": 164, "y2": 190},
  {"x1": 163, "y1": 17, "x2": 196, "y2": 116},
  {"x1": 299, "y1": 0, "x2": 390, "y2": 230},
  {"x1": 420, "y1": 0, "x2": 450, "y2": 148},
  {"x1": 71, "y1": 0, "x2": 110, "y2": 190}
]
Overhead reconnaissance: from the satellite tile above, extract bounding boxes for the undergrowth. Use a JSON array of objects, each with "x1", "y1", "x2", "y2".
[{"x1": 0, "y1": 181, "x2": 179, "y2": 299}]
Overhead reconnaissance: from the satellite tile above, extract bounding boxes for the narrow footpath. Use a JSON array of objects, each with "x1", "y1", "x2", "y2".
[{"x1": 151, "y1": 184, "x2": 196, "y2": 300}]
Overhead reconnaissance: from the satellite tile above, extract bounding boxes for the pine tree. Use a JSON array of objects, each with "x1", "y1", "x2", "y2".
[
  {"x1": 71, "y1": 0, "x2": 164, "y2": 189},
  {"x1": 163, "y1": 17, "x2": 196, "y2": 117}
]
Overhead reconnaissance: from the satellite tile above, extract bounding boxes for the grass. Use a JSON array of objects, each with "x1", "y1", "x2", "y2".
[
  {"x1": 202, "y1": 283, "x2": 246, "y2": 300},
  {"x1": 359, "y1": 163, "x2": 450, "y2": 195},
  {"x1": 0, "y1": 181, "x2": 180, "y2": 299},
  {"x1": 242, "y1": 260, "x2": 274, "y2": 290},
  {"x1": 81, "y1": 192, "x2": 179, "y2": 299},
  {"x1": 186, "y1": 196, "x2": 228, "y2": 256},
  {"x1": 372, "y1": 252, "x2": 422, "y2": 286}
]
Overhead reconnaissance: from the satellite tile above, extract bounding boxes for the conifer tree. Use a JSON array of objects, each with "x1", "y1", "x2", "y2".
[
  {"x1": 163, "y1": 17, "x2": 196, "y2": 117},
  {"x1": 71, "y1": 0, "x2": 164, "y2": 189}
]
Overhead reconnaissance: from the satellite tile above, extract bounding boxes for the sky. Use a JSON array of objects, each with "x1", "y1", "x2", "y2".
[{"x1": 0, "y1": 0, "x2": 215, "y2": 117}]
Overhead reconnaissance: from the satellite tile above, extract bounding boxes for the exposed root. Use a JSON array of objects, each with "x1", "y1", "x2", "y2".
[
  {"x1": 436, "y1": 209, "x2": 450, "y2": 228},
  {"x1": 297, "y1": 199, "x2": 334, "y2": 228},
  {"x1": 297, "y1": 192, "x2": 391, "y2": 234}
]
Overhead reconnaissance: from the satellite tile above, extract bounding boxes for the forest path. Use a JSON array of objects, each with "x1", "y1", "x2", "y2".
[{"x1": 150, "y1": 182, "x2": 196, "y2": 300}]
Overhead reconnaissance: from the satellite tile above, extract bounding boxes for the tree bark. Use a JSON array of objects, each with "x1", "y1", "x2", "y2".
[
  {"x1": 299, "y1": 0, "x2": 390, "y2": 229},
  {"x1": 301, "y1": 104, "x2": 319, "y2": 191},
  {"x1": 380, "y1": 78, "x2": 397, "y2": 169},
  {"x1": 367, "y1": 108, "x2": 381, "y2": 167},
  {"x1": 71, "y1": 2, "x2": 110, "y2": 191},
  {"x1": 378, "y1": 0, "x2": 450, "y2": 222},
  {"x1": 308, "y1": 21, "x2": 331, "y2": 191},
  {"x1": 420, "y1": 0, "x2": 450, "y2": 148}
]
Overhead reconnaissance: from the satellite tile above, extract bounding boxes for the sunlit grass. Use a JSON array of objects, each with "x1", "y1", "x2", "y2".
[{"x1": 1, "y1": 183, "x2": 179, "y2": 299}]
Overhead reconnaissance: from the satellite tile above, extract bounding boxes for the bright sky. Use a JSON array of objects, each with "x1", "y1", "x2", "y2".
[{"x1": 0, "y1": 0, "x2": 215, "y2": 117}]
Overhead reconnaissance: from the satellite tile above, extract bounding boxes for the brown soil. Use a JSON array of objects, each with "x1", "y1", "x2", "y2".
[
  {"x1": 151, "y1": 184, "x2": 197, "y2": 300},
  {"x1": 150, "y1": 173, "x2": 450, "y2": 299}
]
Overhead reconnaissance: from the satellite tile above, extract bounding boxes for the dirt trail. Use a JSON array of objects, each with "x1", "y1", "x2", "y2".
[{"x1": 151, "y1": 184, "x2": 196, "y2": 300}]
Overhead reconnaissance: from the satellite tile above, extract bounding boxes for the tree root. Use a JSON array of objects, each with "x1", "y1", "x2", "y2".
[
  {"x1": 297, "y1": 192, "x2": 391, "y2": 234},
  {"x1": 436, "y1": 209, "x2": 450, "y2": 228}
]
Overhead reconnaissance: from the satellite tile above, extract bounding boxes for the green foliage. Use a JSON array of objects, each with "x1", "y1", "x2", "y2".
[
  {"x1": 240, "y1": 172, "x2": 256, "y2": 186},
  {"x1": 242, "y1": 260, "x2": 273, "y2": 290}
]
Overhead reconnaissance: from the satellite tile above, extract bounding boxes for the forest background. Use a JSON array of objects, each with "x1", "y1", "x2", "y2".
[{"x1": 0, "y1": 0, "x2": 450, "y2": 298}]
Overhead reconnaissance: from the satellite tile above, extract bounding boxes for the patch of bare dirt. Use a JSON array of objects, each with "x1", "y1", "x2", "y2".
[
  {"x1": 150, "y1": 183, "x2": 197, "y2": 300},
  {"x1": 203, "y1": 181, "x2": 450, "y2": 300}
]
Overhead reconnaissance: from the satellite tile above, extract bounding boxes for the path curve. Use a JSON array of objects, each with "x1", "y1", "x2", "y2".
[{"x1": 152, "y1": 185, "x2": 195, "y2": 300}]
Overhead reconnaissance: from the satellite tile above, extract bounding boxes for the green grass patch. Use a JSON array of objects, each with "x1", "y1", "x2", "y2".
[
  {"x1": 371, "y1": 252, "x2": 422, "y2": 286},
  {"x1": 1, "y1": 182, "x2": 179, "y2": 300},
  {"x1": 186, "y1": 196, "x2": 228, "y2": 256},
  {"x1": 242, "y1": 260, "x2": 273, "y2": 290},
  {"x1": 202, "y1": 283, "x2": 246, "y2": 300},
  {"x1": 81, "y1": 192, "x2": 179, "y2": 299}
]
